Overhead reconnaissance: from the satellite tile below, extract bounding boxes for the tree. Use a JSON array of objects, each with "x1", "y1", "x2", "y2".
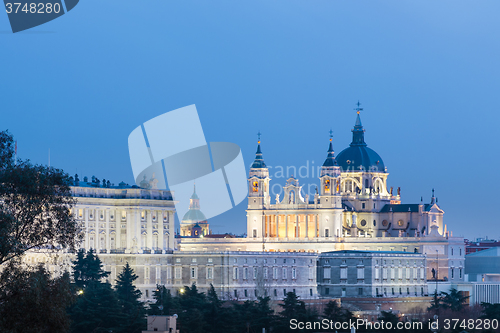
[
  {"x1": 72, "y1": 249, "x2": 109, "y2": 290},
  {"x1": 481, "y1": 302, "x2": 500, "y2": 321},
  {"x1": 428, "y1": 290, "x2": 441, "y2": 312},
  {"x1": 0, "y1": 130, "x2": 81, "y2": 266},
  {"x1": 69, "y1": 251, "x2": 124, "y2": 333},
  {"x1": 177, "y1": 284, "x2": 208, "y2": 333},
  {"x1": 440, "y1": 288, "x2": 469, "y2": 312},
  {"x1": 70, "y1": 281, "x2": 125, "y2": 333},
  {"x1": 274, "y1": 292, "x2": 311, "y2": 333},
  {"x1": 378, "y1": 310, "x2": 400, "y2": 332},
  {"x1": 149, "y1": 285, "x2": 179, "y2": 316},
  {"x1": 323, "y1": 300, "x2": 354, "y2": 326},
  {"x1": 0, "y1": 260, "x2": 74, "y2": 333},
  {"x1": 115, "y1": 262, "x2": 146, "y2": 333}
]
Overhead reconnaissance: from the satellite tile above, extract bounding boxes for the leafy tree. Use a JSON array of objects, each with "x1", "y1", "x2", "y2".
[
  {"x1": 0, "y1": 130, "x2": 81, "y2": 266},
  {"x1": 115, "y1": 262, "x2": 146, "y2": 333},
  {"x1": 440, "y1": 288, "x2": 469, "y2": 312},
  {"x1": 0, "y1": 261, "x2": 74, "y2": 333}
]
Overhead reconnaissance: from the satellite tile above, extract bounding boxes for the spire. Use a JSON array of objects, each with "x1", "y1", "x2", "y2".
[
  {"x1": 191, "y1": 183, "x2": 199, "y2": 200},
  {"x1": 431, "y1": 188, "x2": 435, "y2": 204},
  {"x1": 322, "y1": 130, "x2": 336, "y2": 167},
  {"x1": 251, "y1": 132, "x2": 267, "y2": 169},
  {"x1": 351, "y1": 101, "x2": 366, "y2": 146}
]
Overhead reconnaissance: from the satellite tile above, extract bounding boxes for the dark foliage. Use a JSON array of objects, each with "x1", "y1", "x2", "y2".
[
  {"x1": 0, "y1": 130, "x2": 81, "y2": 266},
  {"x1": 0, "y1": 261, "x2": 74, "y2": 333}
]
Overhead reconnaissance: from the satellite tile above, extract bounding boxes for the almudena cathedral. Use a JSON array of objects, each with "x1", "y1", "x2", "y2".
[{"x1": 25, "y1": 111, "x2": 468, "y2": 312}]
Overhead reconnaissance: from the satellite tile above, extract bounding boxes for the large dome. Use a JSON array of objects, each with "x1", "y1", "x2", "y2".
[
  {"x1": 336, "y1": 112, "x2": 386, "y2": 173},
  {"x1": 336, "y1": 146, "x2": 385, "y2": 173}
]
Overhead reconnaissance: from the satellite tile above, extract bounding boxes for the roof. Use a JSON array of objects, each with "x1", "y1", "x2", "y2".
[
  {"x1": 379, "y1": 203, "x2": 435, "y2": 213},
  {"x1": 466, "y1": 247, "x2": 500, "y2": 257},
  {"x1": 336, "y1": 112, "x2": 385, "y2": 173},
  {"x1": 251, "y1": 143, "x2": 266, "y2": 169},
  {"x1": 322, "y1": 250, "x2": 420, "y2": 255},
  {"x1": 182, "y1": 209, "x2": 207, "y2": 222}
]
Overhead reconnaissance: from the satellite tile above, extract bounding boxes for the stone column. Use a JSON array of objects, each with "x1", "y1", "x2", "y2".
[
  {"x1": 305, "y1": 214, "x2": 309, "y2": 239},
  {"x1": 295, "y1": 214, "x2": 299, "y2": 239},
  {"x1": 158, "y1": 210, "x2": 164, "y2": 253},
  {"x1": 285, "y1": 214, "x2": 288, "y2": 239}
]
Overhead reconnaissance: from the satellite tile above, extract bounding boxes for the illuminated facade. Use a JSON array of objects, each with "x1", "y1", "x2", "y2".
[{"x1": 180, "y1": 110, "x2": 465, "y2": 286}]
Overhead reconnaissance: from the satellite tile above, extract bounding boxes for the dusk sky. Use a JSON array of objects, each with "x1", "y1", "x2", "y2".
[{"x1": 1, "y1": 0, "x2": 499, "y2": 239}]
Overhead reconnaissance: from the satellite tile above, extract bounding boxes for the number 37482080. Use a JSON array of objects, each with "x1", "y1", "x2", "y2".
[{"x1": 5, "y1": 3, "x2": 61, "y2": 14}]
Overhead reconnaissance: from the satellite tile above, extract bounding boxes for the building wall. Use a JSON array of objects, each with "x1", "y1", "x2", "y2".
[
  {"x1": 70, "y1": 186, "x2": 176, "y2": 254},
  {"x1": 317, "y1": 251, "x2": 427, "y2": 299}
]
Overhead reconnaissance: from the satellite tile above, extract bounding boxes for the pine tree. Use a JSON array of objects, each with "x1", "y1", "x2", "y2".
[
  {"x1": 72, "y1": 249, "x2": 109, "y2": 290},
  {"x1": 115, "y1": 262, "x2": 146, "y2": 333},
  {"x1": 69, "y1": 250, "x2": 123, "y2": 333},
  {"x1": 149, "y1": 285, "x2": 178, "y2": 316},
  {"x1": 70, "y1": 281, "x2": 125, "y2": 333}
]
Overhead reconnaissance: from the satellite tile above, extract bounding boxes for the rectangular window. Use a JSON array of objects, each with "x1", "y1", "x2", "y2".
[
  {"x1": 375, "y1": 267, "x2": 380, "y2": 279},
  {"x1": 325, "y1": 229, "x2": 329, "y2": 237},
  {"x1": 383, "y1": 268, "x2": 388, "y2": 279},
  {"x1": 376, "y1": 287, "x2": 379, "y2": 296},
  {"x1": 324, "y1": 267, "x2": 331, "y2": 279},
  {"x1": 273, "y1": 267, "x2": 278, "y2": 279},
  {"x1": 244, "y1": 289, "x2": 248, "y2": 297},
  {"x1": 121, "y1": 211, "x2": 126, "y2": 220},
  {"x1": 310, "y1": 289, "x2": 313, "y2": 296},
  {"x1": 340, "y1": 267, "x2": 347, "y2": 279},
  {"x1": 406, "y1": 267, "x2": 410, "y2": 279},
  {"x1": 190, "y1": 267, "x2": 197, "y2": 279},
  {"x1": 244, "y1": 267, "x2": 248, "y2": 280},
  {"x1": 282, "y1": 267, "x2": 287, "y2": 279},
  {"x1": 292, "y1": 268, "x2": 296, "y2": 279},
  {"x1": 325, "y1": 287, "x2": 330, "y2": 295},
  {"x1": 207, "y1": 267, "x2": 213, "y2": 279},
  {"x1": 174, "y1": 267, "x2": 181, "y2": 279},
  {"x1": 357, "y1": 267, "x2": 364, "y2": 279},
  {"x1": 451, "y1": 268, "x2": 454, "y2": 279},
  {"x1": 233, "y1": 267, "x2": 238, "y2": 280},
  {"x1": 253, "y1": 229, "x2": 257, "y2": 238},
  {"x1": 283, "y1": 289, "x2": 286, "y2": 296},
  {"x1": 398, "y1": 267, "x2": 402, "y2": 279},
  {"x1": 234, "y1": 290, "x2": 238, "y2": 298},
  {"x1": 264, "y1": 267, "x2": 268, "y2": 279},
  {"x1": 274, "y1": 289, "x2": 277, "y2": 297},
  {"x1": 146, "y1": 289, "x2": 149, "y2": 298},
  {"x1": 309, "y1": 267, "x2": 314, "y2": 279},
  {"x1": 413, "y1": 267, "x2": 417, "y2": 279},
  {"x1": 253, "y1": 267, "x2": 258, "y2": 279},
  {"x1": 390, "y1": 268, "x2": 395, "y2": 280},
  {"x1": 358, "y1": 288, "x2": 363, "y2": 295}
]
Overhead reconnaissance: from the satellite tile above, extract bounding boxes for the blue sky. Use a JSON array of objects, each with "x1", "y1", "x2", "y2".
[{"x1": 1, "y1": 0, "x2": 499, "y2": 239}]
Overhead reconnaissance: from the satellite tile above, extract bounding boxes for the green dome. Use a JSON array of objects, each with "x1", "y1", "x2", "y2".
[{"x1": 182, "y1": 209, "x2": 206, "y2": 222}]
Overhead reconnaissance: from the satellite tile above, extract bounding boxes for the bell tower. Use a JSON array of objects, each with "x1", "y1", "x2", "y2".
[
  {"x1": 248, "y1": 133, "x2": 270, "y2": 205},
  {"x1": 247, "y1": 133, "x2": 270, "y2": 238},
  {"x1": 319, "y1": 131, "x2": 341, "y2": 206}
]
